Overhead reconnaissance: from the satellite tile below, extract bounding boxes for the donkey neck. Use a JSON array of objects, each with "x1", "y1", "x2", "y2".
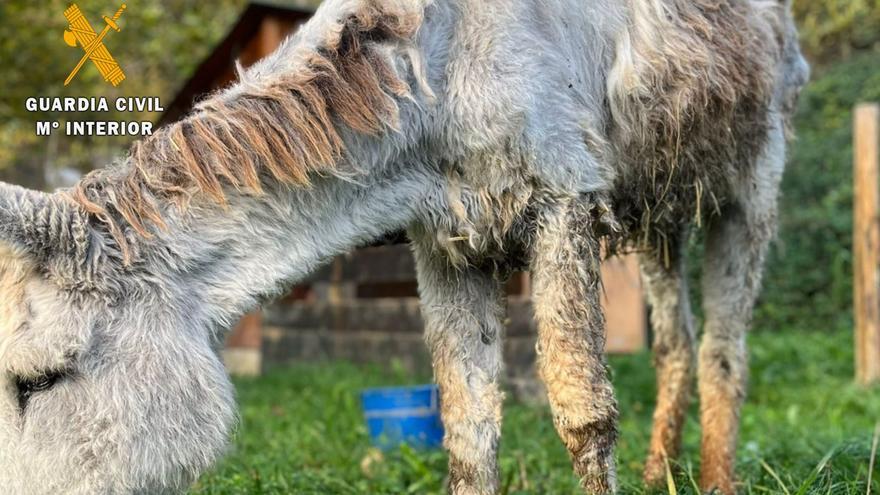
[{"x1": 146, "y1": 162, "x2": 433, "y2": 330}]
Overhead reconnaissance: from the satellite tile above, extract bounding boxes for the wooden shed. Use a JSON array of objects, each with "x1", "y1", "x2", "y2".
[{"x1": 161, "y1": 1, "x2": 648, "y2": 393}]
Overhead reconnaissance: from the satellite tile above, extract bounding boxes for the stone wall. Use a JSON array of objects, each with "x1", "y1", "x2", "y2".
[{"x1": 248, "y1": 245, "x2": 647, "y2": 400}]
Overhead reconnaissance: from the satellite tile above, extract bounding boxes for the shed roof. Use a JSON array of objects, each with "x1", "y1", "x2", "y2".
[{"x1": 159, "y1": 1, "x2": 314, "y2": 125}]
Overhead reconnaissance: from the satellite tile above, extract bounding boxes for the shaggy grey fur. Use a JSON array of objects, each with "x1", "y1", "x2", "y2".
[{"x1": 0, "y1": 0, "x2": 807, "y2": 494}]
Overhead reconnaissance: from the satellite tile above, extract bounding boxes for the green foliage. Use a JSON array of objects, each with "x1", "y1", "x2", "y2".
[
  {"x1": 190, "y1": 330, "x2": 879, "y2": 494},
  {"x1": 756, "y1": 52, "x2": 880, "y2": 332},
  {"x1": 0, "y1": 1, "x2": 328, "y2": 186},
  {"x1": 793, "y1": 0, "x2": 880, "y2": 63},
  {"x1": 0, "y1": 0, "x2": 247, "y2": 185},
  {"x1": 0, "y1": 0, "x2": 247, "y2": 118}
]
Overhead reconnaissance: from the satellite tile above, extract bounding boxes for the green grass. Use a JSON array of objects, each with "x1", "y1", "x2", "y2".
[{"x1": 191, "y1": 330, "x2": 880, "y2": 494}]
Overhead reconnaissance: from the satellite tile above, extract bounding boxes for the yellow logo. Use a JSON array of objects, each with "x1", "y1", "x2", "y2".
[{"x1": 62, "y1": 3, "x2": 127, "y2": 86}]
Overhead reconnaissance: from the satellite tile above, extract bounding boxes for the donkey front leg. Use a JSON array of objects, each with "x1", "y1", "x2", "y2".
[
  {"x1": 531, "y1": 198, "x2": 618, "y2": 494},
  {"x1": 412, "y1": 241, "x2": 506, "y2": 495},
  {"x1": 640, "y1": 243, "x2": 697, "y2": 487},
  {"x1": 699, "y1": 198, "x2": 777, "y2": 494}
]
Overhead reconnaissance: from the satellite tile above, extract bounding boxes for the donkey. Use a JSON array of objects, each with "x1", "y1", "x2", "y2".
[{"x1": 0, "y1": 0, "x2": 807, "y2": 493}]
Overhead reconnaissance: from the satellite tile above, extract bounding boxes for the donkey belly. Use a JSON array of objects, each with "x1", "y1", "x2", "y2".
[{"x1": 607, "y1": 93, "x2": 773, "y2": 252}]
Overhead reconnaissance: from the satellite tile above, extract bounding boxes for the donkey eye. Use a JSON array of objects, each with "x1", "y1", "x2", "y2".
[
  {"x1": 15, "y1": 371, "x2": 67, "y2": 412},
  {"x1": 28, "y1": 377, "x2": 55, "y2": 392}
]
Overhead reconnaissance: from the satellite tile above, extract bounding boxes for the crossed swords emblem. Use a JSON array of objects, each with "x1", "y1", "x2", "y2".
[{"x1": 63, "y1": 3, "x2": 127, "y2": 86}]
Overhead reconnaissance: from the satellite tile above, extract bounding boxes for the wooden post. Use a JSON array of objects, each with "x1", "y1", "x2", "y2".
[
  {"x1": 256, "y1": 16, "x2": 286, "y2": 59},
  {"x1": 223, "y1": 312, "x2": 264, "y2": 376},
  {"x1": 601, "y1": 254, "x2": 647, "y2": 353},
  {"x1": 854, "y1": 103, "x2": 880, "y2": 386}
]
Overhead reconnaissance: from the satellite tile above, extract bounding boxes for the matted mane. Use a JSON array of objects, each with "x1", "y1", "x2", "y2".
[{"x1": 71, "y1": 2, "x2": 426, "y2": 261}]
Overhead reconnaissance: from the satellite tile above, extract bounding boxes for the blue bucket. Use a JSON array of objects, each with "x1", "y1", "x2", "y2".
[{"x1": 360, "y1": 384, "x2": 444, "y2": 450}]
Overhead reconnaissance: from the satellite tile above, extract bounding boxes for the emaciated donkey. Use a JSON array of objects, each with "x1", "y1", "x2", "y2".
[{"x1": 0, "y1": 0, "x2": 807, "y2": 493}]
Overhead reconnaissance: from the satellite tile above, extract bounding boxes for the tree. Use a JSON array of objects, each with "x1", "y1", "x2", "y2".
[{"x1": 793, "y1": 0, "x2": 880, "y2": 65}]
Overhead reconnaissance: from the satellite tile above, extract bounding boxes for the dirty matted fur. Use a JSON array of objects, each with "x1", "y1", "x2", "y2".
[{"x1": 0, "y1": 0, "x2": 807, "y2": 494}]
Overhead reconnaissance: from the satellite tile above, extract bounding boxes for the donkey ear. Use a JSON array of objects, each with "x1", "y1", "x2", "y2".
[{"x1": 0, "y1": 182, "x2": 90, "y2": 269}]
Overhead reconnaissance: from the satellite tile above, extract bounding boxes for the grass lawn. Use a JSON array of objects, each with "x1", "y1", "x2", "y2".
[{"x1": 191, "y1": 330, "x2": 879, "y2": 494}]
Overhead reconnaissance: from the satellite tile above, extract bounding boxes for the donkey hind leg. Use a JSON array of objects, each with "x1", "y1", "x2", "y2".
[
  {"x1": 412, "y1": 242, "x2": 506, "y2": 495},
  {"x1": 531, "y1": 198, "x2": 618, "y2": 494},
  {"x1": 640, "y1": 245, "x2": 697, "y2": 487},
  {"x1": 699, "y1": 197, "x2": 776, "y2": 494}
]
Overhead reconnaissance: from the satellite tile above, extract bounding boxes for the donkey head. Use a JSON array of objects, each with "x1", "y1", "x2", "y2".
[{"x1": 0, "y1": 183, "x2": 235, "y2": 494}]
